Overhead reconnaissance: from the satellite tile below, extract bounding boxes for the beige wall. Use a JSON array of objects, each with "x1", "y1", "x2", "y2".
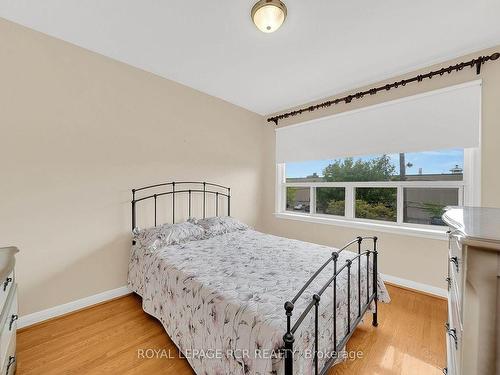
[
  {"x1": 0, "y1": 19, "x2": 267, "y2": 316},
  {"x1": 261, "y1": 46, "x2": 500, "y2": 290}
]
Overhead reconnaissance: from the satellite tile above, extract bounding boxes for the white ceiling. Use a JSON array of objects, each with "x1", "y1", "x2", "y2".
[{"x1": 1, "y1": 1, "x2": 500, "y2": 115}]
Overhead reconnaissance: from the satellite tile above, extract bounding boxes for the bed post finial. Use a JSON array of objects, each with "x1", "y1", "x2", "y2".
[
  {"x1": 203, "y1": 182, "x2": 206, "y2": 219},
  {"x1": 283, "y1": 301, "x2": 294, "y2": 375},
  {"x1": 372, "y1": 236, "x2": 378, "y2": 327},
  {"x1": 131, "y1": 189, "x2": 137, "y2": 245},
  {"x1": 132, "y1": 189, "x2": 136, "y2": 231},
  {"x1": 172, "y1": 182, "x2": 176, "y2": 224}
]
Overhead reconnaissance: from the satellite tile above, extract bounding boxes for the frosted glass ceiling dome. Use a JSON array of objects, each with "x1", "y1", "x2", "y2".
[{"x1": 251, "y1": 0, "x2": 287, "y2": 33}]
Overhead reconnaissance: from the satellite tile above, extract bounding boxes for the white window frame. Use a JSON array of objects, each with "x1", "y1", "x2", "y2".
[{"x1": 275, "y1": 148, "x2": 480, "y2": 241}]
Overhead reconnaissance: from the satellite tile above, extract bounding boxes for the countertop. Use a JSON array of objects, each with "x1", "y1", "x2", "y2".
[{"x1": 443, "y1": 206, "x2": 500, "y2": 250}]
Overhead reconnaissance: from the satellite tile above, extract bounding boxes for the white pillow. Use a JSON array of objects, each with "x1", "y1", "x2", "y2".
[
  {"x1": 133, "y1": 221, "x2": 205, "y2": 251},
  {"x1": 194, "y1": 216, "x2": 248, "y2": 237}
]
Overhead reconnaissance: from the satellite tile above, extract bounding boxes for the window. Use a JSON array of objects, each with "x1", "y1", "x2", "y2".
[
  {"x1": 286, "y1": 187, "x2": 310, "y2": 213},
  {"x1": 403, "y1": 187, "x2": 459, "y2": 226},
  {"x1": 279, "y1": 148, "x2": 473, "y2": 233},
  {"x1": 355, "y1": 187, "x2": 397, "y2": 222},
  {"x1": 275, "y1": 82, "x2": 481, "y2": 237},
  {"x1": 316, "y1": 187, "x2": 345, "y2": 216}
]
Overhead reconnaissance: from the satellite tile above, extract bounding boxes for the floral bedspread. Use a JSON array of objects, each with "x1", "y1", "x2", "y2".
[{"x1": 128, "y1": 229, "x2": 390, "y2": 375}]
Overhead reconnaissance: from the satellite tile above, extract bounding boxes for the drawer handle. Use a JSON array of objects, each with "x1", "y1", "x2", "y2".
[
  {"x1": 2, "y1": 278, "x2": 12, "y2": 292},
  {"x1": 449, "y1": 257, "x2": 459, "y2": 273},
  {"x1": 443, "y1": 368, "x2": 448, "y2": 374},
  {"x1": 445, "y1": 277, "x2": 451, "y2": 290},
  {"x1": 445, "y1": 323, "x2": 458, "y2": 349},
  {"x1": 9, "y1": 314, "x2": 18, "y2": 331},
  {"x1": 5, "y1": 355, "x2": 15, "y2": 374}
]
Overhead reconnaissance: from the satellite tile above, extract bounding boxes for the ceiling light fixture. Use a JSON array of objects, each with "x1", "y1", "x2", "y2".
[{"x1": 251, "y1": 0, "x2": 287, "y2": 33}]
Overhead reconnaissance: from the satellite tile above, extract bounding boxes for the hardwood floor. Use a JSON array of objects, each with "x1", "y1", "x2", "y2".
[{"x1": 17, "y1": 285, "x2": 447, "y2": 375}]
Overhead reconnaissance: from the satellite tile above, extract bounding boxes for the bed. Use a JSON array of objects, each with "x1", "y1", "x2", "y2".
[{"x1": 128, "y1": 182, "x2": 390, "y2": 375}]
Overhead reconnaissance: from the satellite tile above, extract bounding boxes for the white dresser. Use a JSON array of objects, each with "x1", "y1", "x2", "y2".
[
  {"x1": 0, "y1": 247, "x2": 18, "y2": 375},
  {"x1": 443, "y1": 207, "x2": 500, "y2": 375}
]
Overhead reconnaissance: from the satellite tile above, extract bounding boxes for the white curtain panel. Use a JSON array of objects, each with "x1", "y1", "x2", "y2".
[{"x1": 275, "y1": 80, "x2": 481, "y2": 163}]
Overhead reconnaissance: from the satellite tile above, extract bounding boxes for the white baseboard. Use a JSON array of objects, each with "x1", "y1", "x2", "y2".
[
  {"x1": 18, "y1": 286, "x2": 131, "y2": 329},
  {"x1": 381, "y1": 273, "x2": 447, "y2": 299}
]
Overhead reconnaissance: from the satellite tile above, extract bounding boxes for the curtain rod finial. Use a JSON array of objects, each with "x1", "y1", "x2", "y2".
[{"x1": 268, "y1": 117, "x2": 279, "y2": 126}]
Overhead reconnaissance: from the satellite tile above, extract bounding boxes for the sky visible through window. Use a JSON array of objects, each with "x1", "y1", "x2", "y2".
[{"x1": 285, "y1": 148, "x2": 464, "y2": 178}]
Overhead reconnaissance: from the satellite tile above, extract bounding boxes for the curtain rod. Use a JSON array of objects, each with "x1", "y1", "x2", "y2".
[{"x1": 267, "y1": 52, "x2": 500, "y2": 126}]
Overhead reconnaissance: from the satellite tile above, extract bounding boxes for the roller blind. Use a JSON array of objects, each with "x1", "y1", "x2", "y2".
[{"x1": 276, "y1": 81, "x2": 481, "y2": 163}]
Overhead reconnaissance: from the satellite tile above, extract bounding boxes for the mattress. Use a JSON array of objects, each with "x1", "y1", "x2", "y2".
[{"x1": 128, "y1": 229, "x2": 390, "y2": 375}]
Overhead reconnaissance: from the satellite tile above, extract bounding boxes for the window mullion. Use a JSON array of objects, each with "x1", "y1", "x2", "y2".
[
  {"x1": 310, "y1": 186, "x2": 316, "y2": 214},
  {"x1": 277, "y1": 164, "x2": 286, "y2": 213},
  {"x1": 397, "y1": 185, "x2": 404, "y2": 224},
  {"x1": 345, "y1": 185, "x2": 354, "y2": 219}
]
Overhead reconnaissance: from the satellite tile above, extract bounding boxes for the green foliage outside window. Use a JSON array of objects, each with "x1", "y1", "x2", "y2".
[
  {"x1": 422, "y1": 202, "x2": 446, "y2": 218},
  {"x1": 319, "y1": 155, "x2": 397, "y2": 220},
  {"x1": 286, "y1": 187, "x2": 296, "y2": 209},
  {"x1": 325, "y1": 200, "x2": 345, "y2": 216},
  {"x1": 322, "y1": 155, "x2": 396, "y2": 182},
  {"x1": 355, "y1": 199, "x2": 397, "y2": 221}
]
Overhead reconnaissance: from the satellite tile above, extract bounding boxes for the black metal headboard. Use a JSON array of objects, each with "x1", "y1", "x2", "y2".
[{"x1": 131, "y1": 181, "x2": 230, "y2": 230}]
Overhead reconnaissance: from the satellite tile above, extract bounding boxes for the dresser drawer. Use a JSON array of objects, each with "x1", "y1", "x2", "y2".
[
  {"x1": 0, "y1": 273, "x2": 14, "y2": 314},
  {"x1": 445, "y1": 317, "x2": 462, "y2": 375},
  {"x1": 448, "y1": 234, "x2": 463, "y2": 306},
  {"x1": 0, "y1": 285, "x2": 17, "y2": 369},
  {"x1": 447, "y1": 285, "x2": 462, "y2": 372},
  {"x1": 445, "y1": 323, "x2": 458, "y2": 375},
  {"x1": 1, "y1": 334, "x2": 16, "y2": 375},
  {"x1": 444, "y1": 328, "x2": 456, "y2": 375},
  {"x1": 448, "y1": 272, "x2": 462, "y2": 329}
]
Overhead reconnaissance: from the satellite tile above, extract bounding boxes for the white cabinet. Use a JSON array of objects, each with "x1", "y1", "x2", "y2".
[
  {"x1": 0, "y1": 247, "x2": 18, "y2": 375},
  {"x1": 443, "y1": 207, "x2": 500, "y2": 375}
]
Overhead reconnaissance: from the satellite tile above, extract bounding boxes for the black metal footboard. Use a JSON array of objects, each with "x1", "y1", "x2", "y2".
[{"x1": 283, "y1": 236, "x2": 378, "y2": 375}]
